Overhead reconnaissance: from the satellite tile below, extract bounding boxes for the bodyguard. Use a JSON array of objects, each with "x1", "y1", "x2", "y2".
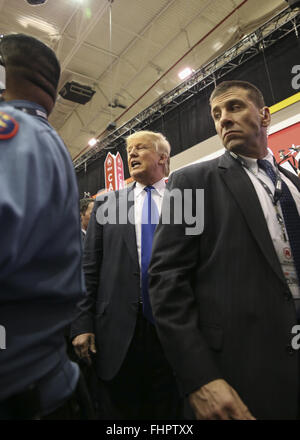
[{"x1": 149, "y1": 80, "x2": 300, "y2": 420}]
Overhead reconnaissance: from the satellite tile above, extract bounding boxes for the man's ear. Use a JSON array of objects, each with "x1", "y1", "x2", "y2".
[
  {"x1": 261, "y1": 106, "x2": 271, "y2": 127},
  {"x1": 159, "y1": 152, "x2": 167, "y2": 164}
]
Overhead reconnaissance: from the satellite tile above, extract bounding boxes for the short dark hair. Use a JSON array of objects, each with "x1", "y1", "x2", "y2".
[
  {"x1": 0, "y1": 34, "x2": 61, "y2": 101},
  {"x1": 80, "y1": 198, "x2": 94, "y2": 215},
  {"x1": 210, "y1": 80, "x2": 265, "y2": 108}
]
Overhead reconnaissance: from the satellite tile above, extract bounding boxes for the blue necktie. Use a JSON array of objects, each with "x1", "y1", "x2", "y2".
[
  {"x1": 141, "y1": 186, "x2": 159, "y2": 324},
  {"x1": 257, "y1": 159, "x2": 300, "y2": 294}
]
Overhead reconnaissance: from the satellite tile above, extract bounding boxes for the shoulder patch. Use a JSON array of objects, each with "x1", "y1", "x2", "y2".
[{"x1": 0, "y1": 111, "x2": 19, "y2": 140}]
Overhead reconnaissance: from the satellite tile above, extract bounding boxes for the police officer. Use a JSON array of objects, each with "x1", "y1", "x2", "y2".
[{"x1": 0, "y1": 33, "x2": 93, "y2": 419}]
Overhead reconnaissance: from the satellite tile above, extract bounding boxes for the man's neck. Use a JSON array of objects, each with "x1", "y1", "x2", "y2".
[
  {"x1": 231, "y1": 146, "x2": 268, "y2": 160},
  {"x1": 135, "y1": 176, "x2": 165, "y2": 187},
  {"x1": 3, "y1": 85, "x2": 52, "y2": 115}
]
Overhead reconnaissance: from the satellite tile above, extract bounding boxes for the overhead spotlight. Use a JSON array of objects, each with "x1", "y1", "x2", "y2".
[
  {"x1": 106, "y1": 122, "x2": 117, "y2": 131},
  {"x1": 26, "y1": 0, "x2": 48, "y2": 5},
  {"x1": 108, "y1": 98, "x2": 127, "y2": 109},
  {"x1": 284, "y1": 0, "x2": 300, "y2": 9},
  {"x1": 178, "y1": 67, "x2": 194, "y2": 80},
  {"x1": 88, "y1": 138, "x2": 97, "y2": 147}
]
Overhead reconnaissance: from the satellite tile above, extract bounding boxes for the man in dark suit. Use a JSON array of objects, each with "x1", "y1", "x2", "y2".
[
  {"x1": 148, "y1": 80, "x2": 300, "y2": 420},
  {"x1": 71, "y1": 130, "x2": 181, "y2": 419},
  {"x1": 80, "y1": 198, "x2": 94, "y2": 244}
]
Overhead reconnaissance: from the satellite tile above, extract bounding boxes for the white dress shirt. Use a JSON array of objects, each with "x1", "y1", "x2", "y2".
[
  {"x1": 240, "y1": 150, "x2": 300, "y2": 299},
  {"x1": 134, "y1": 178, "x2": 166, "y2": 269}
]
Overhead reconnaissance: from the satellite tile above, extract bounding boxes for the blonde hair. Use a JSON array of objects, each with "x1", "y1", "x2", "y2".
[{"x1": 126, "y1": 130, "x2": 171, "y2": 176}]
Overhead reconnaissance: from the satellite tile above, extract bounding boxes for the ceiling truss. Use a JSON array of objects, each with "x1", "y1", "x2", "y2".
[{"x1": 74, "y1": 6, "x2": 300, "y2": 172}]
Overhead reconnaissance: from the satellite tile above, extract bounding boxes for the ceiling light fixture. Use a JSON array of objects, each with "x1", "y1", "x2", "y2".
[
  {"x1": 213, "y1": 41, "x2": 223, "y2": 51},
  {"x1": 26, "y1": 0, "x2": 48, "y2": 5},
  {"x1": 178, "y1": 67, "x2": 193, "y2": 80},
  {"x1": 18, "y1": 17, "x2": 57, "y2": 35},
  {"x1": 88, "y1": 138, "x2": 97, "y2": 147}
]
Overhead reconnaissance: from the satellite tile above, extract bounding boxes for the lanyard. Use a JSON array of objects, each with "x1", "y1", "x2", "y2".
[{"x1": 230, "y1": 151, "x2": 288, "y2": 242}]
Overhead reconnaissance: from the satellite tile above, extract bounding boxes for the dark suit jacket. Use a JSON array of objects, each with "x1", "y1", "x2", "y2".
[
  {"x1": 71, "y1": 185, "x2": 141, "y2": 380},
  {"x1": 81, "y1": 229, "x2": 86, "y2": 245},
  {"x1": 149, "y1": 151, "x2": 300, "y2": 420}
]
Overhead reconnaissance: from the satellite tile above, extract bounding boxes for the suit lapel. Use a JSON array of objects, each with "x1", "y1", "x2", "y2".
[
  {"x1": 279, "y1": 166, "x2": 300, "y2": 191},
  {"x1": 118, "y1": 185, "x2": 139, "y2": 269},
  {"x1": 218, "y1": 152, "x2": 286, "y2": 285}
]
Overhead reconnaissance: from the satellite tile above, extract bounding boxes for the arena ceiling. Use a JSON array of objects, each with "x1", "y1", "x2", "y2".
[{"x1": 0, "y1": 0, "x2": 289, "y2": 161}]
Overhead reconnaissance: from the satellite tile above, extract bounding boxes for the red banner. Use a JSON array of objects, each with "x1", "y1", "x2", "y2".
[
  {"x1": 115, "y1": 152, "x2": 125, "y2": 190},
  {"x1": 104, "y1": 152, "x2": 116, "y2": 191},
  {"x1": 104, "y1": 152, "x2": 125, "y2": 191}
]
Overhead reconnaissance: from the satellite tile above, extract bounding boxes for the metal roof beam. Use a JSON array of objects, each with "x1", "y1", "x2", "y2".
[{"x1": 74, "y1": 7, "x2": 300, "y2": 172}]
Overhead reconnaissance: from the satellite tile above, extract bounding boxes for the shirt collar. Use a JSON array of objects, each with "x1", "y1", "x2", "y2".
[
  {"x1": 135, "y1": 178, "x2": 166, "y2": 197},
  {"x1": 239, "y1": 148, "x2": 274, "y2": 174},
  {"x1": 1, "y1": 99, "x2": 48, "y2": 117}
]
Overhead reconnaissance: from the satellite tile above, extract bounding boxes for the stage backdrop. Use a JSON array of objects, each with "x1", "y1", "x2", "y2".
[{"x1": 268, "y1": 122, "x2": 300, "y2": 174}]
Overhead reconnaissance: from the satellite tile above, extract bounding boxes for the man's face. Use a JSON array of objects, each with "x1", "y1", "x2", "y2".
[
  {"x1": 127, "y1": 135, "x2": 165, "y2": 185},
  {"x1": 210, "y1": 87, "x2": 270, "y2": 158},
  {"x1": 81, "y1": 201, "x2": 94, "y2": 231}
]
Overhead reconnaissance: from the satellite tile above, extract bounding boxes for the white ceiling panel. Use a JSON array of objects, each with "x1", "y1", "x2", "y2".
[{"x1": 0, "y1": 0, "x2": 290, "y2": 159}]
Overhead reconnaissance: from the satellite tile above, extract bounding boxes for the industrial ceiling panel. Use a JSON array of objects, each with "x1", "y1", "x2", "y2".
[{"x1": 0, "y1": 0, "x2": 290, "y2": 159}]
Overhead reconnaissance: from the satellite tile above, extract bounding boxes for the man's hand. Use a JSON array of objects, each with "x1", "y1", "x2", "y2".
[
  {"x1": 72, "y1": 333, "x2": 96, "y2": 365},
  {"x1": 188, "y1": 379, "x2": 256, "y2": 420}
]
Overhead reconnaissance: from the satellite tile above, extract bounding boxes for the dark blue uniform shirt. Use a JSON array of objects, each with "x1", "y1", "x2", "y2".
[{"x1": 0, "y1": 100, "x2": 85, "y2": 415}]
